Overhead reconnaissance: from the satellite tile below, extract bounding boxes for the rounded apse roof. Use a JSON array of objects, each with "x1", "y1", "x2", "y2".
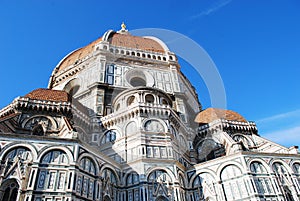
[
  {"x1": 53, "y1": 27, "x2": 169, "y2": 76},
  {"x1": 24, "y1": 88, "x2": 70, "y2": 102},
  {"x1": 195, "y1": 108, "x2": 247, "y2": 123}
]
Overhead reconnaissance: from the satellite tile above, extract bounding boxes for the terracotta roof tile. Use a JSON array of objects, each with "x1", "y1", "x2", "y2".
[
  {"x1": 109, "y1": 33, "x2": 165, "y2": 53},
  {"x1": 195, "y1": 108, "x2": 247, "y2": 123},
  {"x1": 24, "y1": 88, "x2": 69, "y2": 102},
  {"x1": 55, "y1": 32, "x2": 165, "y2": 75},
  {"x1": 57, "y1": 37, "x2": 102, "y2": 72}
]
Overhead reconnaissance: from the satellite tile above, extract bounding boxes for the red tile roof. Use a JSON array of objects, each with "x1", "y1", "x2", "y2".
[
  {"x1": 56, "y1": 37, "x2": 102, "y2": 73},
  {"x1": 195, "y1": 108, "x2": 247, "y2": 123},
  {"x1": 54, "y1": 32, "x2": 166, "y2": 75},
  {"x1": 109, "y1": 33, "x2": 165, "y2": 53},
  {"x1": 24, "y1": 88, "x2": 69, "y2": 102}
]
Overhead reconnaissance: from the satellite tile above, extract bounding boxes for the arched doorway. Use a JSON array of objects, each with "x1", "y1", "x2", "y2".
[
  {"x1": 0, "y1": 179, "x2": 19, "y2": 201},
  {"x1": 156, "y1": 195, "x2": 169, "y2": 201}
]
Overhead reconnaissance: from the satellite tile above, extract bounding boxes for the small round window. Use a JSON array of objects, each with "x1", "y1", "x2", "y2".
[
  {"x1": 130, "y1": 77, "x2": 146, "y2": 87},
  {"x1": 125, "y1": 69, "x2": 154, "y2": 87}
]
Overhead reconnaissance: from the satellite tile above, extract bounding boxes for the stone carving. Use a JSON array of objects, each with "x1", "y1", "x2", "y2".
[{"x1": 144, "y1": 120, "x2": 164, "y2": 132}]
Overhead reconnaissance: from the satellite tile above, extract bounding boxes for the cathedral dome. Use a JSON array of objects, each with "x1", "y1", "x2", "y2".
[
  {"x1": 195, "y1": 108, "x2": 247, "y2": 123},
  {"x1": 50, "y1": 24, "x2": 169, "y2": 86}
]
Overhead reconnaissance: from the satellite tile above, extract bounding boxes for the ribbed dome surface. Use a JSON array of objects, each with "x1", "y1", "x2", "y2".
[
  {"x1": 55, "y1": 37, "x2": 102, "y2": 73},
  {"x1": 54, "y1": 32, "x2": 166, "y2": 74},
  {"x1": 195, "y1": 108, "x2": 247, "y2": 123},
  {"x1": 109, "y1": 33, "x2": 165, "y2": 53}
]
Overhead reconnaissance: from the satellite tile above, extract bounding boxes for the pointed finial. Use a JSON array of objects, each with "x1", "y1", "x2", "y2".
[
  {"x1": 121, "y1": 22, "x2": 126, "y2": 31},
  {"x1": 118, "y1": 22, "x2": 129, "y2": 34}
]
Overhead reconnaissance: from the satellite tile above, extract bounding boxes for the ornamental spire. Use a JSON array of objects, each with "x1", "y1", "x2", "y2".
[
  {"x1": 121, "y1": 22, "x2": 126, "y2": 31},
  {"x1": 118, "y1": 22, "x2": 129, "y2": 34}
]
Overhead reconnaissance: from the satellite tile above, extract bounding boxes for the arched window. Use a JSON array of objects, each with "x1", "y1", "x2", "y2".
[
  {"x1": 101, "y1": 130, "x2": 117, "y2": 144},
  {"x1": 126, "y1": 172, "x2": 139, "y2": 186},
  {"x1": 4, "y1": 147, "x2": 32, "y2": 162},
  {"x1": 148, "y1": 170, "x2": 171, "y2": 183},
  {"x1": 272, "y1": 162, "x2": 291, "y2": 186},
  {"x1": 79, "y1": 157, "x2": 96, "y2": 175},
  {"x1": 102, "y1": 168, "x2": 117, "y2": 184},
  {"x1": 178, "y1": 174, "x2": 186, "y2": 201},
  {"x1": 292, "y1": 163, "x2": 300, "y2": 174},
  {"x1": 221, "y1": 165, "x2": 248, "y2": 200},
  {"x1": 101, "y1": 168, "x2": 118, "y2": 201},
  {"x1": 36, "y1": 150, "x2": 69, "y2": 191},
  {"x1": 127, "y1": 95, "x2": 136, "y2": 106},
  {"x1": 41, "y1": 150, "x2": 69, "y2": 164},
  {"x1": 192, "y1": 173, "x2": 215, "y2": 201},
  {"x1": 76, "y1": 157, "x2": 97, "y2": 199},
  {"x1": 273, "y1": 162, "x2": 296, "y2": 200},
  {"x1": 0, "y1": 179, "x2": 19, "y2": 201},
  {"x1": 250, "y1": 161, "x2": 267, "y2": 174},
  {"x1": 148, "y1": 170, "x2": 172, "y2": 200},
  {"x1": 250, "y1": 161, "x2": 273, "y2": 194},
  {"x1": 292, "y1": 163, "x2": 300, "y2": 196},
  {"x1": 273, "y1": 162, "x2": 288, "y2": 175},
  {"x1": 232, "y1": 134, "x2": 253, "y2": 150},
  {"x1": 161, "y1": 98, "x2": 168, "y2": 106},
  {"x1": 145, "y1": 94, "x2": 155, "y2": 103}
]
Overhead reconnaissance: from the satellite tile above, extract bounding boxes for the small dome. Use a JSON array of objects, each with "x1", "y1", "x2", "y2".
[{"x1": 195, "y1": 108, "x2": 247, "y2": 123}]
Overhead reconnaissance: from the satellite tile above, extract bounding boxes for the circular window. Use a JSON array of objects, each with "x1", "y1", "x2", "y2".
[
  {"x1": 125, "y1": 69, "x2": 154, "y2": 87},
  {"x1": 130, "y1": 77, "x2": 146, "y2": 87}
]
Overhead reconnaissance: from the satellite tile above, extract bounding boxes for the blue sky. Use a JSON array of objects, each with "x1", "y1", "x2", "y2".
[{"x1": 0, "y1": 0, "x2": 299, "y2": 147}]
